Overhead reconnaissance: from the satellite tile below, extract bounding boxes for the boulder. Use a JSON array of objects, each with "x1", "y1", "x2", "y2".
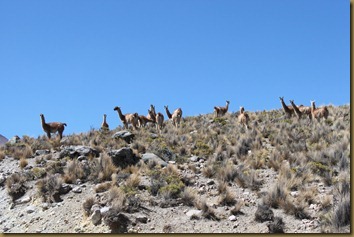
[
  {"x1": 112, "y1": 131, "x2": 135, "y2": 143},
  {"x1": 108, "y1": 148, "x2": 140, "y2": 168},
  {"x1": 35, "y1": 150, "x2": 50, "y2": 156},
  {"x1": 7, "y1": 136, "x2": 21, "y2": 145},
  {"x1": 141, "y1": 153, "x2": 168, "y2": 167},
  {"x1": 91, "y1": 209, "x2": 102, "y2": 226}
]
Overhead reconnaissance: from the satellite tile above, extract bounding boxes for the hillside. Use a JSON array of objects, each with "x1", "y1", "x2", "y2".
[
  {"x1": 0, "y1": 105, "x2": 350, "y2": 233},
  {"x1": 0, "y1": 134, "x2": 8, "y2": 146}
]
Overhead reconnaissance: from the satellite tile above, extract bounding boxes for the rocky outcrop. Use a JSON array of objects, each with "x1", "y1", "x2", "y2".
[
  {"x1": 108, "y1": 148, "x2": 140, "y2": 168},
  {"x1": 112, "y1": 131, "x2": 135, "y2": 143},
  {"x1": 59, "y1": 146, "x2": 100, "y2": 159}
]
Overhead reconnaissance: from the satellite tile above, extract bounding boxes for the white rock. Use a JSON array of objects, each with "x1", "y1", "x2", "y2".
[
  {"x1": 72, "y1": 186, "x2": 82, "y2": 193},
  {"x1": 186, "y1": 210, "x2": 202, "y2": 217},
  {"x1": 26, "y1": 206, "x2": 36, "y2": 214},
  {"x1": 228, "y1": 215, "x2": 237, "y2": 221}
]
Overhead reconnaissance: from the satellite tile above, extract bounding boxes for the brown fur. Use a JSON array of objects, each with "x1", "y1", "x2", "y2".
[
  {"x1": 165, "y1": 105, "x2": 183, "y2": 128},
  {"x1": 238, "y1": 107, "x2": 250, "y2": 129},
  {"x1": 101, "y1": 114, "x2": 109, "y2": 130},
  {"x1": 311, "y1": 101, "x2": 329, "y2": 121},
  {"x1": 279, "y1": 97, "x2": 294, "y2": 118},
  {"x1": 40, "y1": 114, "x2": 66, "y2": 139},
  {"x1": 113, "y1": 106, "x2": 139, "y2": 130},
  {"x1": 214, "y1": 100, "x2": 230, "y2": 118},
  {"x1": 289, "y1": 100, "x2": 302, "y2": 119},
  {"x1": 138, "y1": 115, "x2": 155, "y2": 127}
]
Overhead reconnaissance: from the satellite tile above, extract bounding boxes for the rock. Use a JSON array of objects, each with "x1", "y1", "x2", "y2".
[
  {"x1": 26, "y1": 206, "x2": 36, "y2": 214},
  {"x1": 41, "y1": 203, "x2": 50, "y2": 211},
  {"x1": 157, "y1": 147, "x2": 176, "y2": 162},
  {"x1": 16, "y1": 196, "x2": 31, "y2": 204},
  {"x1": 290, "y1": 191, "x2": 299, "y2": 197},
  {"x1": 7, "y1": 136, "x2": 21, "y2": 145},
  {"x1": 186, "y1": 210, "x2": 202, "y2": 217},
  {"x1": 35, "y1": 150, "x2": 50, "y2": 156},
  {"x1": 141, "y1": 153, "x2": 168, "y2": 167},
  {"x1": 104, "y1": 212, "x2": 131, "y2": 233},
  {"x1": 100, "y1": 206, "x2": 111, "y2": 216},
  {"x1": 228, "y1": 215, "x2": 237, "y2": 221},
  {"x1": 150, "y1": 133, "x2": 159, "y2": 139},
  {"x1": 108, "y1": 147, "x2": 140, "y2": 168},
  {"x1": 135, "y1": 215, "x2": 148, "y2": 224},
  {"x1": 77, "y1": 155, "x2": 87, "y2": 161},
  {"x1": 0, "y1": 173, "x2": 6, "y2": 186},
  {"x1": 72, "y1": 186, "x2": 82, "y2": 193},
  {"x1": 206, "y1": 180, "x2": 215, "y2": 185},
  {"x1": 59, "y1": 145, "x2": 100, "y2": 159},
  {"x1": 190, "y1": 156, "x2": 199, "y2": 162},
  {"x1": 112, "y1": 131, "x2": 135, "y2": 143},
  {"x1": 59, "y1": 183, "x2": 72, "y2": 195},
  {"x1": 91, "y1": 209, "x2": 102, "y2": 226}
]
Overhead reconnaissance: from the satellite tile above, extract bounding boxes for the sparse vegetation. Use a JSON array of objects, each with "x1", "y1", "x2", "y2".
[{"x1": 0, "y1": 104, "x2": 349, "y2": 233}]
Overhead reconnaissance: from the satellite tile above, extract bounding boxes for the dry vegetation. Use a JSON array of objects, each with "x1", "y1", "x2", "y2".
[{"x1": 0, "y1": 104, "x2": 350, "y2": 233}]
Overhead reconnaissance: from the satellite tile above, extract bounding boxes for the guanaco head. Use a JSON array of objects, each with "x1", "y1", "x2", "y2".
[
  {"x1": 279, "y1": 96, "x2": 284, "y2": 101},
  {"x1": 240, "y1": 106, "x2": 245, "y2": 113},
  {"x1": 226, "y1": 100, "x2": 230, "y2": 104},
  {"x1": 164, "y1": 105, "x2": 168, "y2": 109},
  {"x1": 40, "y1": 114, "x2": 45, "y2": 121},
  {"x1": 113, "y1": 106, "x2": 120, "y2": 111}
]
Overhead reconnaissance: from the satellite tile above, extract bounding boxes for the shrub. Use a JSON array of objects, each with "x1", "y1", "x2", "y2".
[
  {"x1": 19, "y1": 157, "x2": 28, "y2": 169},
  {"x1": 83, "y1": 197, "x2": 96, "y2": 217},
  {"x1": 332, "y1": 194, "x2": 350, "y2": 229},
  {"x1": 36, "y1": 174, "x2": 63, "y2": 203},
  {"x1": 267, "y1": 216, "x2": 285, "y2": 233},
  {"x1": 6, "y1": 173, "x2": 27, "y2": 202},
  {"x1": 180, "y1": 187, "x2": 198, "y2": 207},
  {"x1": 255, "y1": 204, "x2": 274, "y2": 222}
]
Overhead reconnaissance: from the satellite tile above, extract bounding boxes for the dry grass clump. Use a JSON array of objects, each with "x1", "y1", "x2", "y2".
[
  {"x1": 0, "y1": 148, "x2": 6, "y2": 161},
  {"x1": 88, "y1": 153, "x2": 117, "y2": 183},
  {"x1": 107, "y1": 185, "x2": 127, "y2": 212},
  {"x1": 63, "y1": 159, "x2": 86, "y2": 183},
  {"x1": 83, "y1": 196, "x2": 96, "y2": 217},
  {"x1": 36, "y1": 174, "x2": 63, "y2": 203},
  {"x1": 255, "y1": 204, "x2": 274, "y2": 222},
  {"x1": 180, "y1": 186, "x2": 198, "y2": 207},
  {"x1": 217, "y1": 181, "x2": 237, "y2": 206},
  {"x1": 6, "y1": 173, "x2": 27, "y2": 202},
  {"x1": 94, "y1": 182, "x2": 112, "y2": 193},
  {"x1": 267, "y1": 216, "x2": 285, "y2": 233},
  {"x1": 197, "y1": 199, "x2": 219, "y2": 221},
  {"x1": 19, "y1": 157, "x2": 28, "y2": 169}
]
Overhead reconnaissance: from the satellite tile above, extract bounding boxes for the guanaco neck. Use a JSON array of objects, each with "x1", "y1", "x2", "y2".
[
  {"x1": 280, "y1": 98, "x2": 291, "y2": 113},
  {"x1": 164, "y1": 106, "x2": 172, "y2": 119},
  {"x1": 40, "y1": 115, "x2": 47, "y2": 127},
  {"x1": 116, "y1": 108, "x2": 126, "y2": 121},
  {"x1": 311, "y1": 101, "x2": 316, "y2": 112}
]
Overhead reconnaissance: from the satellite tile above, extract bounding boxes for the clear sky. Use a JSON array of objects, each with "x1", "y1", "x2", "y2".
[{"x1": 0, "y1": 0, "x2": 350, "y2": 139}]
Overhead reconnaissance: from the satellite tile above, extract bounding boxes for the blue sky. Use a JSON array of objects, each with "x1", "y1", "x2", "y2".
[{"x1": 0, "y1": 0, "x2": 349, "y2": 139}]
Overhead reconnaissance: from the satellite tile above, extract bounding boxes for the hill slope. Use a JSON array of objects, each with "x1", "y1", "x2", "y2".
[
  {"x1": 0, "y1": 105, "x2": 350, "y2": 233},
  {"x1": 0, "y1": 134, "x2": 8, "y2": 146}
]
